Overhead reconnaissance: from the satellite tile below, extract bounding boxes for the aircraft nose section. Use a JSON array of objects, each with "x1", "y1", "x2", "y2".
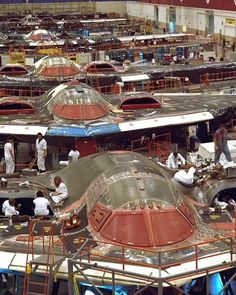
[{"x1": 89, "y1": 202, "x2": 194, "y2": 247}]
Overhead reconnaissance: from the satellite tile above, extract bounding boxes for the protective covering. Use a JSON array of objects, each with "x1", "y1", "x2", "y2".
[
  {"x1": 47, "y1": 80, "x2": 109, "y2": 120},
  {"x1": 34, "y1": 56, "x2": 82, "y2": 79},
  {"x1": 22, "y1": 15, "x2": 41, "y2": 27},
  {"x1": 25, "y1": 29, "x2": 51, "y2": 41},
  {"x1": 149, "y1": 61, "x2": 236, "y2": 84}
]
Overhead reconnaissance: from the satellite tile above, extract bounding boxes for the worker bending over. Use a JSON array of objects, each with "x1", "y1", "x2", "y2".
[
  {"x1": 2, "y1": 198, "x2": 19, "y2": 217},
  {"x1": 167, "y1": 151, "x2": 186, "y2": 169},
  {"x1": 68, "y1": 146, "x2": 80, "y2": 164}
]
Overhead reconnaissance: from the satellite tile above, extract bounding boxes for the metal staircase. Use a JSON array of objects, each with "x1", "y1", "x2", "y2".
[
  {"x1": 23, "y1": 219, "x2": 65, "y2": 295},
  {"x1": 24, "y1": 254, "x2": 64, "y2": 295}
]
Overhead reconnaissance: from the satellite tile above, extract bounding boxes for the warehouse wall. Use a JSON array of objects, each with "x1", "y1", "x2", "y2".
[
  {"x1": 139, "y1": 0, "x2": 236, "y2": 12},
  {"x1": 125, "y1": 2, "x2": 205, "y2": 33},
  {"x1": 175, "y1": 7, "x2": 205, "y2": 34},
  {"x1": 95, "y1": 1, "x2": 124, "y2": 15},
  {"x1": 125, "y1": 2, "x2": 155, "y2": 21},
  {"x1": 1, "y1": 0, "x2": 236, "y2": 40},
  {"x1": 125, "y1": 1, "x2": 236, "y2": 40},
  {"x1": 0, "y1": 1, "x2": 124, "y2": 15}
]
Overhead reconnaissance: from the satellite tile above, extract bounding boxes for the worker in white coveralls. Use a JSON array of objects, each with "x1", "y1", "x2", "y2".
[
  {"x1": 167, "y1": 151, "x2": 186, "y2": 169},
  {"x1": 2, "y1": 198, "x2": 19, "y2": 217},
  {"x1": 4, "y1": 137, "x2": 15, "y2": 174},
  {"x1": 68, "y1": 146, "x2": 80, "y2": 164},
  {"x1": 33, "y1": 191, "x2": 50, "y2": 216},
  {"x1": 50, "y1": 176, "x2": 68, "y2": 204},
  {"x1": 35, "y1": 132, "x2": 47, "y2": 173},
  {"x1": 59, "y1": 146, "x2": 80, "y2": 166}
]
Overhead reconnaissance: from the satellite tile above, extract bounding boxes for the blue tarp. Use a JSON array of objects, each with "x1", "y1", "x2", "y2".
[
  {"x1": 0, "y1": 268, "x2": 22, "y2": 275},
  {"x1": 46, "y1": 124, "x2": 120, "y2": 137}
]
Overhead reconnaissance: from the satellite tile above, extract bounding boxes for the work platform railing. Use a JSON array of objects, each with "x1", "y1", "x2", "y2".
[
  {"x1": 83, "y1": 76, "x2": 196, "y2": 94},
  {"x1": 0, "y1": 77, "x2": 195, "y2": 99},
  {"x1": 0, "y1": 87, "x2": 45, "y2": 97},
  {"x1": 129, "y1": 133, "x2": 171, "y2": 163},
  {"x1": 200, "y1": 70, "x2": 236, "y2": 86},
  {"x1": 67, "y1": 233, "x2": 236, "y2": 295},
  {"x1": 1, "y1": 67, "x2": 236, "y2": 99},
  {"x1": 68, "y1": 259, "x2": 236, "y2": 295}
]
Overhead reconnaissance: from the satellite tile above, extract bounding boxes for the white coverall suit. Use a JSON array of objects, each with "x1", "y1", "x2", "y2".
[
  {"x1": 36, "y1": 138, "x2": 47, "y2": 172},
  {"x1": 4, "y1": 142, "x2": 15, "y2": 174}
]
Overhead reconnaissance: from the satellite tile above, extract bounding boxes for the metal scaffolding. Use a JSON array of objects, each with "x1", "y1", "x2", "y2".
[
  {"x1": 67, "y1": 237, "x2": 236, "y2": 295},
  {"x1": 67, "y1": 257, "x2": 236, "y2": 295}
]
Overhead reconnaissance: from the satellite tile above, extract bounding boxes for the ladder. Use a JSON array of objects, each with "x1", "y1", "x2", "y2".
[{"x1": 22, "y1": 219, "x2": 65, "y2": 295}]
